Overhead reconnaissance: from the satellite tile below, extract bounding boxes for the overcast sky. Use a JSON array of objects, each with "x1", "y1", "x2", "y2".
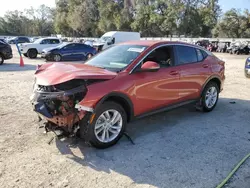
[
  {"x1": 0, "y1": 0, "x2": 249, "y2": 16},
  {"x1": 0, "y1": 0, "x2": 56, "y2": 16}
]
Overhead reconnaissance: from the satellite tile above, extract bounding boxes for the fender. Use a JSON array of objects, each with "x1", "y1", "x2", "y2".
[
  {"x1": 200, "y1": 75, "x2": 222, "y2": 96},
  {"x1": 94, "y1": 92, "x2": 134, "y2": 122}
]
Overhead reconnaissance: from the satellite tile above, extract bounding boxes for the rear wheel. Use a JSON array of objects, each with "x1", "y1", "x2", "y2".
[
  {"x1": 0, "y1": 54, "x2": 4, "y2": 65},
  {"x1": 200, "y1": 82, "x2": 219, "y2": 112},
  {"x1": 80, "y1": 102, "x2": 127, "y2": 149},
  {"x1": 87, "y1": 53, "x2": 93, "y2": 59},
  {"x1": 27, "y1": 49, "x2": 38, "y2": 59}
]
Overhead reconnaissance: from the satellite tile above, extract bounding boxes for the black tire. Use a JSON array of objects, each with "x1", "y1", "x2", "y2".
[
  {"x1": 245, "y1": 71, "x2": 250, "y2": 78},
  {"x1": 27, "y1": 49, "x2": 38, "y2": 59},
  {"x1": 0, "y1": 54, "x2": 4, "y2": 65},
  {"x1": 23, "y1": 53, "x2": 28, "y2": 57},
  {"x1": 80, "y1": 102, "x2": 127, "y2": 149},
  {"x1": 53, "y1": 54, "x2": 61, "y2": 62},
  {"x1": 200, "y1": 82, "x2": 219, "y2": 112}
]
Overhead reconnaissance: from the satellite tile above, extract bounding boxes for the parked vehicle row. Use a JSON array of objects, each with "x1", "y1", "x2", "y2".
[{"x1": 196, "y1": 40, "x2": 250, "y2": 55}]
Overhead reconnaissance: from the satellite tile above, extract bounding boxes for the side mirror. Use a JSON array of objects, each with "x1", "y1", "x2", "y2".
[{"x1": 140, "y1": 61, "x2": 160, "y2": 72}]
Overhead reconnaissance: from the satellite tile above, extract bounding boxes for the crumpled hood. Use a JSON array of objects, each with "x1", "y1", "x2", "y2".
[{"x1": 35, "y1": 63, "x2": 117, "y2": 86}]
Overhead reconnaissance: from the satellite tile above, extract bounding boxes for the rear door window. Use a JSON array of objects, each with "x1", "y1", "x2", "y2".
[
  {"x1": 63, "y1": 44, "x2": 76, "y2": 50},
  {"x1": 175, "y1": 46, "x2": 198, "y2": 65}
]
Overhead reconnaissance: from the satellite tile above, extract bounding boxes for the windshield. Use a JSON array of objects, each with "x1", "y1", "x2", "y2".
[
  {"x1": 57, "y1": 43, "x2": 69, "y2": 49},
  {"x1": 85, "y1": 44, "x2": 148, "y2": 72},
  {"x1": 100, "y1": 36, "x2": 112, "y2": 43},
  {"x1": 34, "y1": 38, "x2": 43, "y2": 44}
]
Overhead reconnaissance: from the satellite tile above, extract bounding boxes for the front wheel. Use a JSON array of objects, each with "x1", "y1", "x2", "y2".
[
  {"x1": 53, "y1": 54, "x2": 61, "y2": 62},
  {"x1": 80, "y1": 102, "x2": 127, "y2": 149},
  {"x1": 200, "y1": 82, "x2": 219, "y2": 112}
]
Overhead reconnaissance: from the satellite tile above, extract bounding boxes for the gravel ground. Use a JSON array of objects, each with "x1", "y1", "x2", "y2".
[{"x1": 0, "y1": 46, "x2": 249, "y2": 188}]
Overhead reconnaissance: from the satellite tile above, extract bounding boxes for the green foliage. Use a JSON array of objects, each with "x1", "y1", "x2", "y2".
[
  {"x1": 213, "y1": 8, "x2": 250, "y2": 38},
  {"x1": 0, "y1": 0, "x2": 249, "y2": 38},
  {"x1": 0, "y1": 5, "x2": 54, "y2": 36}
]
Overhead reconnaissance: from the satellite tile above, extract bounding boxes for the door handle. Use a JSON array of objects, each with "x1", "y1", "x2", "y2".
[
  {"x1": 202, "y1": 64, "x2": 209, "y2": 68},
  {"x1": 169, "y1": 71, "x2": 178, "y2": 75}
]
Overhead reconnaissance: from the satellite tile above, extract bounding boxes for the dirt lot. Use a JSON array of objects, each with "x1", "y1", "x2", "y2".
[{"x1": 0, "y1": 45, "x2": 249, "y2": 188}]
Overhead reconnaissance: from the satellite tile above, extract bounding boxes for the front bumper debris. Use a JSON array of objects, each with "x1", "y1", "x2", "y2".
[{"x1": 31, "y1": 82, "x2": 88, "y2": 134}]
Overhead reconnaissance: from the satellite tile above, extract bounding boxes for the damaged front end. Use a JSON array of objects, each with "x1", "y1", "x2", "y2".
[{"x1": 31, "y1": 79, "x2": 91, "y2": 136}]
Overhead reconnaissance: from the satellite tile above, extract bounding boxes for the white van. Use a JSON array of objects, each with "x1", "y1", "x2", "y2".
[{"x1": 94, "y1": 31, "x2": 140, "y2": 51}]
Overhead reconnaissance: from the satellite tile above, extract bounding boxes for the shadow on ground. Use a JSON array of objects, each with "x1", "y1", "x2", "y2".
[
  {"x1": 55, "y1": 98, "x2": 250, "y2": 188},
  {"x1": 0, "y1": 62, "x2": 36, "y2": 72}
]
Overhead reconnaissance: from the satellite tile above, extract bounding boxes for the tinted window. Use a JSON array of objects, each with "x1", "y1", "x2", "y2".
[
  {"x1": 201, "y1": 50, "x2": 208, "y2": 58},
  {"x1": 49, "y1": 39, "x2": 60, "y2": 44},
  {"x1": 74, "y1": 43, "x2": 84, "y2": 49},
  {"x1": 176, "y1": 46, "x2": 197, "y2": 64},
  {"x1": 143, "y1": 46, "x2": 174, "y2": 67},
  {"x1": 62, "y1": 44, "x2": 77, "y2": 50},
  {"x1": 18, "y1": 37, "x2": 29, "y2": 42},
  {"x1": 40, "y1": 39, "x2": 50, "y2": 44},
  {"x1": 196, "y1": 49, "x2": 203, "y2": 61}
]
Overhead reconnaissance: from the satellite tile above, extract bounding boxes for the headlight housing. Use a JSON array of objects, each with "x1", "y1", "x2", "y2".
[{"x1": 33, "y1": 78, "x2": 38, "y2": 92}]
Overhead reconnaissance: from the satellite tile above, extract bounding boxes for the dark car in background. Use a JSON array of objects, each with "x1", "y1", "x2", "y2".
[
  {"x1": 0, "y1": 39, "x2": 7, "y2": 43},
  {"x1": 245, "y1": 57, "x2": 250, "y2": 78},
  {"x1": 7, "y1": 36, "x2": 30, "y2": 44},
  {"x1": 232, "y1": 44, "x2": 249, "y2": 55},
  {"x1": 0, "y1": 41, "x2": 13, "y2": 65},
  {"x1": 42, "y1": 43, "x2": 97, "y2": 62}
]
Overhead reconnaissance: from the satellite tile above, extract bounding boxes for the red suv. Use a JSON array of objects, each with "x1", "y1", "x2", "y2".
[{"x1": 31, "y1": 41, "x2": 225, "y2": 148}]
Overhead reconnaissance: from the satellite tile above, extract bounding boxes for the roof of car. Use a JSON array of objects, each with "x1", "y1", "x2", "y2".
[{"x1": 121, "y1": 40, "x2": 193, "y2": 46}]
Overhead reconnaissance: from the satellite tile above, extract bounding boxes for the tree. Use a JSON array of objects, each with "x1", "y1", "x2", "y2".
[
  {"x1": 25, "y1": 5, "x2": 55, "y2": 36},
  {"x1": 54, "y1": 0, "x2": 73, "y2": 36},
  {"x1": 213, "y1": 9, "x2": 250, "y2": 38},
  {"x1": 66, "y1": 0, "x2": 100, "y2": 37}
]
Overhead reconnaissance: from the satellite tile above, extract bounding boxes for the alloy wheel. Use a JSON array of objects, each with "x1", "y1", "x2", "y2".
[
  {"x1": 205, "y1": 86, "x2": 218, "y2": 108},
  {"x1": 94, "y1": 109, "x2": 123, "y2": 143},
  {"x1": 54, "y1": 55, "x2": 61, "y2": 62}
]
